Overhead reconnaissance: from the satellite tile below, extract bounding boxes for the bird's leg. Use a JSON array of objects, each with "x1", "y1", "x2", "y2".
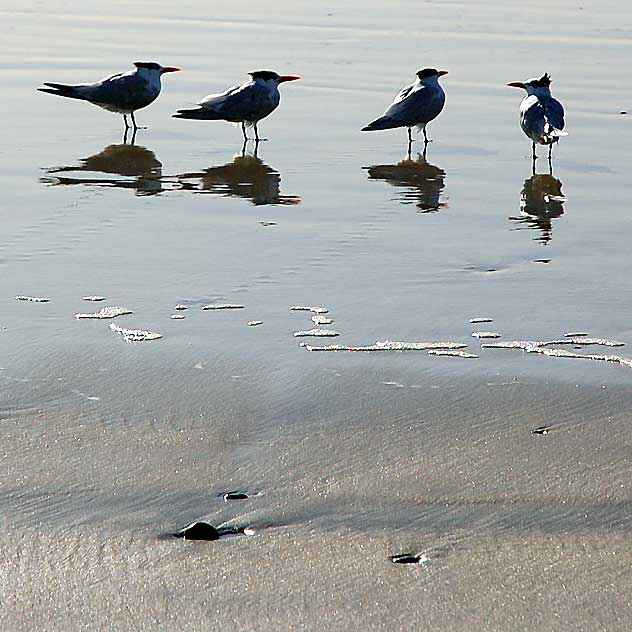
[
  {"x1": 130, "y1": 127, "x2": 137, "y2": 146},
  {"x1": 406, "y1": 138, "x2": 413, "y2": 161},
  {"x1": 241, "y1": 138, "x2": 248, "y2": 156},
  {"x1": 130, "y1": 112, "x2": 147, "y2": 130},
  {"x1": 422, "y1": 139, "x2": 429, "y2": 160},
  {"x1": 254, "y1": 123, "x2": 267, "y2": 142},
  {"x1": 407, "y1": 127, "x2": 413, "y2": 144},
  {"x1": 123, "y1": 114, "x2": 130, "y2": 130},
  {"x1": 241, "y1": 122, "x2": 248, "y2": 142},
  {"x1": 547, "y1": 146, "x2": 553, "y2": 174},
  {"x1": 423, "y1": 127, "x2": 430, "y2": 143},
  {"x1": 532, "y1": 141, "x2": 537, "y2": 160}
]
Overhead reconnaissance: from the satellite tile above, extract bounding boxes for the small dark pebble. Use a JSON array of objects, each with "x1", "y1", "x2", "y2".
[
  {"x1": 534, "y1": 259, "x2": 551, "y2": 264},
  {"x1": 223, "y1": 491, "x2": 250, "y2": 501},
  {"x1": 531, "y1": 426, "x2": 551, "y2": 435},
  {"x1": 621, "y1": 111, "x2": 627, "y2": 115},
  {"x1": 259, "y1": 221, "x2": 277, "y2": 226},
  {"x1": 390, "y1": 553, "x2": 422, "y2": 565},
  {"x1": 173, "y1": 521, "x2": 220, "y2": 541}
]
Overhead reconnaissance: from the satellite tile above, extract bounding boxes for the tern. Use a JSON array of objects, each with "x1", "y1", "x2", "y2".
[
  {"x1": 361, "y1": 68, "x2": 448, "y2": 145},
  {"x1": 173, "y1": 70, "x2": 300, "y2": 142},
  {"x1": 38, "y1": 62, "x2": 181, "y2": 133},
  {"x1": 507, "y1": 73, "x2": 567, "y2": 161}
]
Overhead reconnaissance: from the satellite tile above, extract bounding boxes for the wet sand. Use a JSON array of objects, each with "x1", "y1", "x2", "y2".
[
  {"x1": 1, "y1": 0, "x2": 632, "y2": 629},
  {"x1": 1, "y1": 367, "x2": 632, "y2": 630}
]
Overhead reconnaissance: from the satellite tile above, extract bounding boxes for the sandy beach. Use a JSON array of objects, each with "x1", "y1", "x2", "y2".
[{"x1": 1, "y1": 0, "x2": 632, "y2": 629}]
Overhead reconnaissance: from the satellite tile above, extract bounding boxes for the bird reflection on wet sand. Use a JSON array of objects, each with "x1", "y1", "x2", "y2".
[
  {"x1": 509, "y1": 170, "x2": 565, "y2": 244},
  {"x1": 41, "y1": 143, "x2": 163, "y2": 196},
  {"x1": 364, "y1": 144, "x2": 446, "y2": 212},
  {"x1": 174, "y1": 142, "x2": 300, "y2": 206}
]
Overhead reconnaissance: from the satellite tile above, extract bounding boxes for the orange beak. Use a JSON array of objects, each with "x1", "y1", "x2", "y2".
[
  {"x1": 507, "y1": 81, "x2": 525, "y2": 88},
  {"x1": 278, "y1": 75, "x2": 301, "y2": 83},
  {"x1": 437, "y1": 70, "x2": 448, "y2": 77},
  {"x1": 162, "y1": 66, "x2": 182, "y2": 74}
]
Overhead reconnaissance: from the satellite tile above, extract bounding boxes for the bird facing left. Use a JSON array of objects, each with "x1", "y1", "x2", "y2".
[{"x1": 37, "y1": 62, "x2": 181, "y2": 133}]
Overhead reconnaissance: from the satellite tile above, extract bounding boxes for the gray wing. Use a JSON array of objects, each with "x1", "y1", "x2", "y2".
[
  {"x1": 79, "y1": 72, "x2": 158, "y2": 110},
  {"x1": 542, "y1": 96, "x2": 564, "y2": 131},
  {"x1": 521, "y1": 96, "x2": 565, "y2": 140},
  {"x1": 199, "y1": 81, "x2": 279, "y2": 122},
  {"x1": 383, "y1": 83, "x2": 445, "y2": 126}
]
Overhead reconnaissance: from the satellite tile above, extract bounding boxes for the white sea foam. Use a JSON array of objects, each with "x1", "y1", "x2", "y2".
[
  {"x1": 109, "y1": 323, "x2": 162, "y2": 341},
  {"x1": 75, "y1": 306, "x2": 132, "y2": 319}
]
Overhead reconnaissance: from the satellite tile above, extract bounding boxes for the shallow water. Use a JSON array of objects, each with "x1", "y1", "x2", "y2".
[{"x1": 1, "y1": 0, "x2": 632, "y2": 629}]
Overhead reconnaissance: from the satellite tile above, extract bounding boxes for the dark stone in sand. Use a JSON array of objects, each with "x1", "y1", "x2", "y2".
[
  {"x1": 531, "y1": 426, "x2": 551, "y2": 435},
  {"x1": 223, "y1": 491, "x2": 250, "y2": 501},
  {"x1": 390, "y1": 553, "x2": 421, "y2": 565},
  {"x1": 174, "y1": 521, "x2": 220, "y2": 541}
]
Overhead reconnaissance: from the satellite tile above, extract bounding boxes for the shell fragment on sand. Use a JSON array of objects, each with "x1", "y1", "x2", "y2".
[
  {"x1": 390, "y1": 553, "x2": 427, "y2": 565},
  {"x1": 75, "y1": 306, "x2": 132, "y2": 319},
  {"x1": 290, "y1": 305, "x2": 329, "y2": 314},
  {"x1": 469, "y1": 317, "x2": 493, "y2": 323},
  {"x1": 564, "y1": 332, "x2": 588, "y2": 337},
  {"x1": 304, "y1": 340, "x2": 467, "y2": 352},
  {"x1": 531, "y1": 425, "x2": 552, "y2": 435},
  {"x1": 170, "y1": 314, "x2": 186, "y2": 320},
  {"x1": 15, "y1": 295, "x2": 49, "y2": 302},
  {"x1": 312, "y1": 315, "x2": 334, "y2": 325},
  {"x1": 173, "y1": 521, "x2": 220, "y2": 541},
  {"x1": 201, "y1": 303, "x2": 245, "y2": 310},
  {"x1": 248, "y1": 320, "x2": 263, "y2": 326},
  {"x1": 109, "y1": 323, "x2": 162, "y2": 341},
  {"x1": 174, "y1": 304, "x2": 188, "y2": 311},
  {"x1": 471, "y1": 331, "x2": 501, "y2": 339},
  {"x1": 427, "y1": 350, "x2": 479, "y2": 358},
  {"x1": 222, "y1": 491, "x2": 252, "y2": 501},
  {"x1": 82, "y1": 296, "x2": 106, "y2": 302},
  {"x1": 293, "y1": 328, "x2": 340, "y2": 337}
]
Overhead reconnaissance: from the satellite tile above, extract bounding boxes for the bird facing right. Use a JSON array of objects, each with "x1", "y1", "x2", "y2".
[
  {"x1": 361, "y1": 68, "x2": 448, "y2": 146},
  {"x1": 507, "y1": 73, "x2": 567, "y2": 161},
  {"x1": 173, "y1": 70, "x2": 300, "y2": 142}
]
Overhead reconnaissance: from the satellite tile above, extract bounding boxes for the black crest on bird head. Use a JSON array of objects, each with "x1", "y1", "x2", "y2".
[
  {"x1": 528, "y1": 73, "x2": 552, "y2": 88},
  {"x1": 134, "y1": 62, "x2": 162, "y2": 71},
  {"x1": 249, "y1": 70, "x2": 280, "y2": 81},
  {"x1": 416, "y1": 68, "x2": 439, "y2": 80}
]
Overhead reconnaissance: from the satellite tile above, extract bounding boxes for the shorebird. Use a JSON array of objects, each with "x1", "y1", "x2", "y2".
[
  {"x1": 173, "y1": 70, "x2": 300, "y2": 142},
  {"x1": 38, "y1": 62, "x2": 181, "y2": 133},
  {"x1": 507, "y1": 73, "x2": 567, "y2": 160},
  {"x1": 361, "y1": 68, "x2": 448, "y2": 146}
]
